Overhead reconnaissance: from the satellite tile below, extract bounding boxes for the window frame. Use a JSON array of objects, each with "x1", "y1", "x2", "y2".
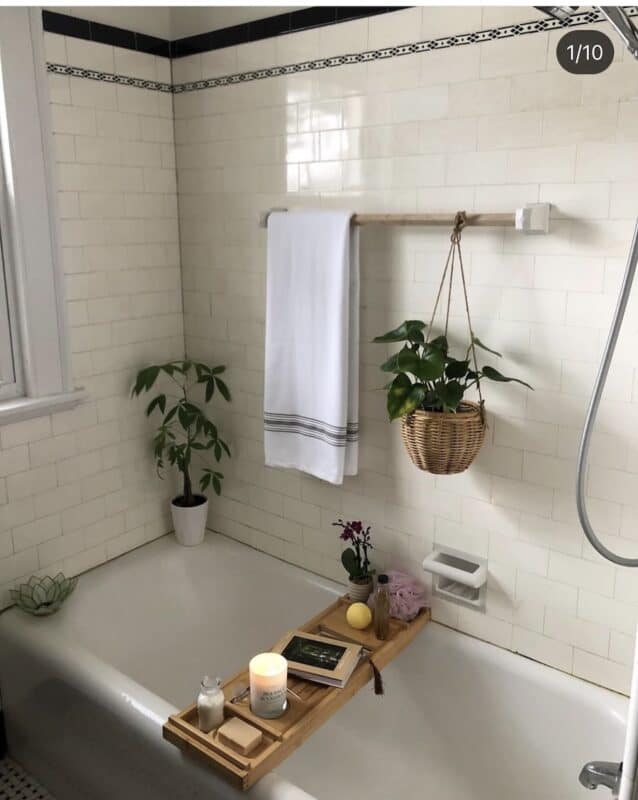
[
  {"x1": 0, "y1": 8, "x2": 84, "y2": 424},
  {"x1": 0, "y1": 152, "x2": 22, "y2": 401}
]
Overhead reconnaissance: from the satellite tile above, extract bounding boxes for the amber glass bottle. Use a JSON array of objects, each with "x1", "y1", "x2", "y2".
[{"x1": 373, "y1": 574, "x2": 390, "y2": 640}]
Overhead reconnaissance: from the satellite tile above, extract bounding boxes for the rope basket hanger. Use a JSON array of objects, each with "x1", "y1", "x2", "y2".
[{"x1": 401, "y1": 212, "x2": 487, "y2": 475}]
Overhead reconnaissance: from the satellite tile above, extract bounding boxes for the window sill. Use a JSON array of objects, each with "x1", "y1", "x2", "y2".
[{"x1": 0, "y1": 388, "x2": 87, "y2": 425}]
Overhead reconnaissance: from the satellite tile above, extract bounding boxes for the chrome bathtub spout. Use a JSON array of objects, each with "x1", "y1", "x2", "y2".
[{"x1": 579, "y1": 761, "x2": 622, "y2": 794}]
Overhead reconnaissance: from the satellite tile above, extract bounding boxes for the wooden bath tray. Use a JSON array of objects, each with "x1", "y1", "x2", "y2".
[{"x1": 163, "y1": 596, "x2": 430, "y2": 790}]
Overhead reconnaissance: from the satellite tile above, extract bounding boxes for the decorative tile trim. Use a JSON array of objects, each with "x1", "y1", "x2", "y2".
[
  {"x1": 172, "y1": 7, "x2": 633, "y2": 94},
  {"x1": 46, "y1": 63, "x2": 172, "y2": 94},
  {"x1": 45, "y1": 7, "x2": 638, "y2": 96}
]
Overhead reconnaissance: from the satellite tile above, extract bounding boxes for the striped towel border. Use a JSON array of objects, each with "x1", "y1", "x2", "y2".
[{"x1": 264, "y1": 412, "x2": 359, "y2": 448}]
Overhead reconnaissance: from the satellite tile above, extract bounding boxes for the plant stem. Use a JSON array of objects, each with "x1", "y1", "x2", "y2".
[
  {"x1": 183, "y1": 463, "x2": 193, "y2": 506},
  {"x1": 182, "y1": 369, "x2": 194, "y2": 506}
]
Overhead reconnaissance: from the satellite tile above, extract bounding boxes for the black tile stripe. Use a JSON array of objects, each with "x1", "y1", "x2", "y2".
[
  {"x1": 42, "y1": 10, "x2": 171, "y2": 59},
  {"x1": 41, "y1": 8, "x2": 407, "y2": 60},
  {"x1": 44, "y1": 7, "x2": 638, "y2": 95},
  {"x1": 171, "y1": 7, "x2": 410, "y2": 58}
]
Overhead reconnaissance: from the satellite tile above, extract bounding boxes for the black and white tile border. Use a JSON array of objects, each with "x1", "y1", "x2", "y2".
[
  {"x1": 47, "y1": 7, "x2": 638, "y2": 95},
  {"x1": 0, "y1": 759, "x2": 55, "y2": 800},
  {"x1": 46, "y1": 63, "x2": 172, "y2": 93}
]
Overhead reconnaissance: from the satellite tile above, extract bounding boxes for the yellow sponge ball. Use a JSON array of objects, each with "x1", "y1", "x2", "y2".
[{"x1": 346, "y1": 602, "x2": 372, "y2": 630}]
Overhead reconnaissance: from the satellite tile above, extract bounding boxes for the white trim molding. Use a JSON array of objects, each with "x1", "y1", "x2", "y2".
[
  {"x1": 0, "y1": 8, "x2": 81, "y2": 425},
  {"x1": 0, "y1": 389, "x2": 87, "y2": 426}
]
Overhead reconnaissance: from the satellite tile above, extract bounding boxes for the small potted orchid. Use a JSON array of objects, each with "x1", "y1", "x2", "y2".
[{"x1": 333, "y1": 519, "x2": 375, "y2": 601}]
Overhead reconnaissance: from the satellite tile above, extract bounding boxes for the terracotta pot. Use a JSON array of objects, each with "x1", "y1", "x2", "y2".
[
  {"x1": 348, "y1": 577, "x2": 373, "y2": 602},
  {"x1": 170, "y1": 495, "x2": 208, "y2": 547}
]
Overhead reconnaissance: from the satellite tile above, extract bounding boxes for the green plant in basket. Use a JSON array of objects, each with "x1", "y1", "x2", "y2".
[{"x1": 374, "y1": 320, "x2": 532, "y2": 420}]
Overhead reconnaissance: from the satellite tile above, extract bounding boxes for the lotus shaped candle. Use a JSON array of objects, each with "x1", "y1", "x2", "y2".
[{"x1": 10, "y1": 573, "x2": 78, "y2": 616}]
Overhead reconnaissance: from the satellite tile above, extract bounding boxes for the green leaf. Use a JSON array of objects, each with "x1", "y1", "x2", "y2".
[
  {"x1": 214, "y1": 442, "x2": 222, "y2": 461},
  {"x1": 144, "y1": 366, "x2": 160, "y2": 391},
  {"x1": 373, "y1": 320, "x2": 426, "y2": 344},
  {"x1": 215, "y1": 377, "x2": 231, "y2": 402},
  {"x1": 146, "y1": 394, "x2": 166, "y2": 416},
  {"x1": 428, "y1": 335, "x2": 449, "y2": 354},
  {"x1": 211, "y1": 365, "x2": 225, "y2": 375},
  {"x1": 413, "y1": 345, "x2": 446, "y2": 381},
  {"x1": 178, "y1": 406, "x2": 192, "y2": 430},
  {"x1": 387, "y1": 374, "x2": 427, "y2": 420},
  {"x1": 481, "y1": 365, "x2": 533, "y2": 390},
  {"x1": 387, "y1": 373, "x2": 411, "y2": 419},
  {"x1": 200, "y1": 473, "x2": 211, "y2": 492},
  {"x1": 397, "y1": 347, "x2": 422, "y2": 375},
  {"x1": 445, "y1": 359, "x2": 469, "y2": 379},
  {"x1": 435, "y1": 380, "x2": 464, "y2": 411},
  {"x1": 220, "y1": 440, "x2": 231, "y2": 458},
  {"x1": 341, "y1": 548, "x2": 363, "y2": 580},
  {"x1": 380, "y1": 351, "x2": 400, "y2": 373},
  {"x1": 205, "y1": 378, "x2": 215, "y2": 402},
  {"x1": 164, "y1": 405, "x2": 178, "y2": 424},
  {"x1": 132, "y1": 365, "x2": 161, "y2": 397},
  {"x1": 473, "y1": 337, "x2": 502, "y2": 358},
  {"x1": 212, "y1": 477, "x2": 221, "y2": 496}
]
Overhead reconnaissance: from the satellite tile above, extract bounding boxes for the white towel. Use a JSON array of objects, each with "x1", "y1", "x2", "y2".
[{"x1": 264, "y1": 210, "x2": 359, "y2": 485}]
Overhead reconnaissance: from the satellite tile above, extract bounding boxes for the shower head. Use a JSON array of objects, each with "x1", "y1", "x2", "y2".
[
  {"x1": 536, "y1": 5, "x2": 638, "y2": 59},
  {"x1": 599, "y1": 6, "x2": 638, "y2": 60}
]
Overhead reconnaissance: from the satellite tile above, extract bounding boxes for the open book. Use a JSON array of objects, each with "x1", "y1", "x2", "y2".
[{"x1": 272, "y1": 630, "x2": 362, "y2": 688}]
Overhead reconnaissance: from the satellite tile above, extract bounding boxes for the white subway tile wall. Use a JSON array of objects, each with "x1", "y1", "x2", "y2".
[
  {"x1": 174, "y1": 8, "x2": 638, "y2": 694},
  {"x1": 0, "y1": 33, "x2": 183, "y2": 608}
]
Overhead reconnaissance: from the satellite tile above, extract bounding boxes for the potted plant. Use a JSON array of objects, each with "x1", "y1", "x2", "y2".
[
  {"x1": 374, "y1": 321, "x2": 532, "y2": 474},
  {"x1": 333, "y1": 519, "x2": 375, "y2": 601},
  {"x1": 132, "y1": 359, "x2": 231, "y2": 546}
]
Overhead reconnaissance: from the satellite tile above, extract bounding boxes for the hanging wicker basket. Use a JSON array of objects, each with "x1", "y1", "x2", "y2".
[{"x1": 401, "y1": 403, "x2": 486, "y2": 475}]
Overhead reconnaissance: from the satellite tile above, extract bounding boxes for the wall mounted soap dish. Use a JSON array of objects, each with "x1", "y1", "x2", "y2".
[{"x1": 422, "y1": 547, "x2": 487, "y2": 611}]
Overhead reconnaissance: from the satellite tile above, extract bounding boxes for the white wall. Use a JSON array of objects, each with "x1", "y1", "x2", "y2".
[
  {"x1": 0, "y1": 33, "x2": 182, "y2": 607},
  {"x1": 174, "y1": 6, "x2": 638, "y2": 694}
]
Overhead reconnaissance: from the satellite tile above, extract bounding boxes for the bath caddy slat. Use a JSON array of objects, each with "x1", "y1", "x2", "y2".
[{"x1": 163, "y1": 596, "x2": 430, "y2": 790}]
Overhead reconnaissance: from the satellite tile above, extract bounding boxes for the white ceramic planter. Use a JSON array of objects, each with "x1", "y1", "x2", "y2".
[
  {"x1": 348, "y1": 578, "x2": 373, "y2": 602},
  {"x1": 170, "y1": 496, "x2": 208, "y2": 547}
]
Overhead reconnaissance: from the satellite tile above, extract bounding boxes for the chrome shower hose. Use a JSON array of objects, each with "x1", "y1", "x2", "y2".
[{"x1": 576, "y1": 219, "x2": 638, "y2": 567}]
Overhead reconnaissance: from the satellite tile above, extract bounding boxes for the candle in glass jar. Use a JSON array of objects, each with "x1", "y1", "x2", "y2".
[{"x1": 249, "y1": 653, "x2": 288, "y2": 719}]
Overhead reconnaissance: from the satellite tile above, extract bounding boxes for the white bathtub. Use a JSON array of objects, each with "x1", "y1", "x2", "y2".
[{"x1": 0, "y1": 534, "x2": 628, "y2": 800}]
